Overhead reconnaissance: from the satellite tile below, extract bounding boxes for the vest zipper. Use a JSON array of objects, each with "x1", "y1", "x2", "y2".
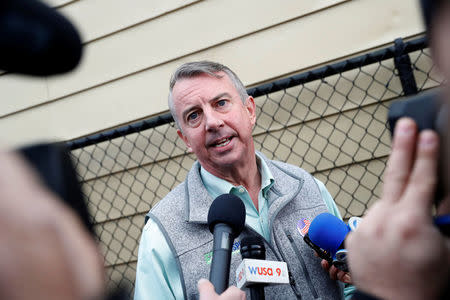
[
  {"x1": 272, "y1": 230, "x2": 302, "y2": 299},
  {"x1": 287, "y1": 270, "x2": 302, "y2": 300},
  {"x1": 286, "y1": 232, "x2": 320, "y2": 299},
  {"x1": 248, "y1": 227, "x2": 302, "y2": 299}
]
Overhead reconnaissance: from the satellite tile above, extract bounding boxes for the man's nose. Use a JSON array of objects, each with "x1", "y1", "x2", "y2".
[{"x1": 204, "y1": 110, "x2": 224, "y2": 131}]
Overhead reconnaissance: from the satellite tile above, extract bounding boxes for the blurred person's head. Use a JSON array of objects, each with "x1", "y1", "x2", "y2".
[
  {"x1": 420, "y1": 0, "x2": 450, "y2": 211},
  {"x1": 421, "y1": 0, "x2": 450, "y2": 83}
]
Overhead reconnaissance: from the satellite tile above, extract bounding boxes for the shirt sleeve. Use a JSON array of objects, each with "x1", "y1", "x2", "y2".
[
  {"x1": 314, "y1": 177, "x2": 357, "y2": 300},
  {"x1": 134, "y1": 218, "x2": 184, "y2": 300}
]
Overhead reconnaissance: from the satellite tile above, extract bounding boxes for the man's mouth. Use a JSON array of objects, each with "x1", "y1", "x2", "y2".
[{"x1": 211, "y1": 136, "x2": 232, "y2": 148}]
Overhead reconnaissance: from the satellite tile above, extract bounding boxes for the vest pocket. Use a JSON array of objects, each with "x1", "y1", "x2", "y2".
[{"x1": 285, "y1": 231, "x2": 320, "y2": 299}]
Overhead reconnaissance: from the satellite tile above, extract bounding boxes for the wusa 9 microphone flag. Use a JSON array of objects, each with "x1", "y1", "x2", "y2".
[{"x1": 235, "y1": 259, "x2": 289, "y2": 289}]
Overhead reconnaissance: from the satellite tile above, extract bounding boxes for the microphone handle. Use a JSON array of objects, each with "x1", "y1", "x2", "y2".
[
  {"x1": 249, "y1": 284, "x2": 265, "y2": 300},
  {"x1": 209, "y1": 223, "x2": 234, "y2": 294}
]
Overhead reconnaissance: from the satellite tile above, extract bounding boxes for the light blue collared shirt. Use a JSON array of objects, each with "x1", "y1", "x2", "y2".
[
  {"x1": 134, "y1": 154, "x2": 353, "y2": 299},
  {"x1": 200, "y1": 154, "x2": 274, "y2": 241}
]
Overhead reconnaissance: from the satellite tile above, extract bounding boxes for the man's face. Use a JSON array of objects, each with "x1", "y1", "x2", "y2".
[{"x1": 172, "y1": 72, "x2": 256, "y2": 173}]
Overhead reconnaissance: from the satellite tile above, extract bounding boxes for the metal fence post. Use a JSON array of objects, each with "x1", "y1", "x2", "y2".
[{"x1": 393, "y1": 38, "x2": 418, "y2": 96}]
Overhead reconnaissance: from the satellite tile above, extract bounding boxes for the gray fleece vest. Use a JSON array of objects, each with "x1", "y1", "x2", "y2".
[{"x1": 147, "y1": 154, "x2": 344, "y2": 299}]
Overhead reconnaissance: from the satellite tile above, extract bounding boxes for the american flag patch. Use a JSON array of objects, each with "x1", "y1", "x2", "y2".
[{"x1": 297, "y1": 218, "x2": 311, "y2": 237}]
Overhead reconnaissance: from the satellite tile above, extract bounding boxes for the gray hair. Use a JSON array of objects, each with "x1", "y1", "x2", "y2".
[{"x1": 168, "y1": 61, "x2": 249, "y2": 130}]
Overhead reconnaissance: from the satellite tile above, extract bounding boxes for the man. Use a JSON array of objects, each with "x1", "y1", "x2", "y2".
[
  {"x1": 345, "y1": 0, "x2": 450, "y2": 299},
  {"x1": 134, "y1": 61, "x2": 353, "y2": 299}
]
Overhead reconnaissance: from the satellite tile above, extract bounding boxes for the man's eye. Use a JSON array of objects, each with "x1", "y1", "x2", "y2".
[
  {"x1": 217, "y1": 100, "x2": 227, "y2": 107},
  {"x1": 187, "y1": 112, "x2": 198, "y2": 121}
]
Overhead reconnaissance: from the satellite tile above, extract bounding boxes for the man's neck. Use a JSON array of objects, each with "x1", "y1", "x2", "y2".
[{"x1": 203, "y1": 154, "x2": 262, "y2": 210}]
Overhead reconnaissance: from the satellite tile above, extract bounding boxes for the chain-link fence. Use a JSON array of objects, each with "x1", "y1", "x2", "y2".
[{"x1": 67, "y1": 36, "x2": 442, "y2": 296}]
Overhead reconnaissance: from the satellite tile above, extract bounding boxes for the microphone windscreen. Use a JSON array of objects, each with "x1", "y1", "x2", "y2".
[
  {"x1": 308, "y1": 212, "x2": 349, "y2": 256},
  {"x1": 240, "y1": 235, "x2": 265, "y2": 260},
  {"x1": 0, "y1": 0, "x2": 82, "y2": 76},
  {"x1": 207, "y1": 194, "x2": 246, "y2": 236}
]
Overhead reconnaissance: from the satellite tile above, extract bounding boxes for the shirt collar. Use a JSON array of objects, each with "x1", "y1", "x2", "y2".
[
  {"x1": 258, "y1": 153, "x2": 275, "y2": 198},
  {"x1": 200, "y1": 152, "x2": 274, "y2": 199}
]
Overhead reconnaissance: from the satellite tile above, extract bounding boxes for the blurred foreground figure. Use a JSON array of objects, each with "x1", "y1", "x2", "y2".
[
  {"x1": 0, "y1": 151, "x2": 105, "y2": 300},
  {"x1": 347, "y1": 1, "x2": 450, "y2": 299},
  {"x1": 347, "y1": 119, "x2": 449, "y2": 300},
  {"x1": 0, "y1": 0, "x2": 105, "y2": 299}
]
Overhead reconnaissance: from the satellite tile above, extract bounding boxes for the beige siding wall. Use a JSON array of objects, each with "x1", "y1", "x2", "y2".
[
  {"x1": 1, "y1": 0, "x2": 429, "y2": 292},
  {"x1": 0, "y1": 0, "x2": 424, "y2": 147}
]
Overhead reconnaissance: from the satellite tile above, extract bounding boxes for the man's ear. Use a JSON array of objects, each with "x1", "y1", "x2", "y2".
[
  {"x1": 245, "y1": 96, "x2": 257, "y2": 127},
  {"x1": 177, "y1": 129, "x2": 193, "y2": 152}
]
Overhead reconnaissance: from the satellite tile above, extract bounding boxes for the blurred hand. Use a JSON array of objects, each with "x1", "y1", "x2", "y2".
[
  {"x1": 319, "y1": 259, "x2": 351, "y2": 284},
  {"x1": 346, "y1": 118, "x2": 450, "y2": 300},
  {"x1": 0, "y1": 150, "x2": 105, "y2": 300},
  {"x1": 198, "y1": 279, "x2": 245, "y2": 300}
]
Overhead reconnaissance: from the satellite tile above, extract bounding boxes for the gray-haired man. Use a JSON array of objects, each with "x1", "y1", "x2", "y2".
[{"x1": 135, "y1": 61, "x2": 354, "y2": 299}]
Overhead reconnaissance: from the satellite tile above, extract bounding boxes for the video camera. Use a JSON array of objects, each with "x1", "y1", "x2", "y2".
[
  {"x1": 388, "y1": 90, "x2": 450, "y2": 236},
  {"x1": 388, "y1": 89, "x2": 446, "y2": 204}
]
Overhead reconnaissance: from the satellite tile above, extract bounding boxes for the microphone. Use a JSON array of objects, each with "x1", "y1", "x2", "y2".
[
  {"x1": 0, "y1": 0, "x2": 83, "y2": 76},
  {"x1": 207, "y1": 194, "x2": 246, "y2": 294},
  {"x1": 304, "y1": 212, "x2": 450, "y2": 272},
  {"x1": 303, "y1": 213, "x2": 361, "y2": 272},
  {"x1": 235, "y1": 236, "x2": 289, "y2": 294},
  {"x1": 239, "y1": 236, "x2": 266, "y2": 300}
]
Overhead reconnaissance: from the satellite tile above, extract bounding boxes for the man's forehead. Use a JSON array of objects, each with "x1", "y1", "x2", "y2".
[
  {"x1": 174, "y1": 71, "x2": 227, "y2": 87},
  {"x1": 172, "y1": 72, "x2": 233, "y2": 101}
]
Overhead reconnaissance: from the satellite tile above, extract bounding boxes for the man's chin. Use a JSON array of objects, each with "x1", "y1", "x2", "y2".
[{"x1": 204, "y1": 153, "x2": 241, "y2": 168}]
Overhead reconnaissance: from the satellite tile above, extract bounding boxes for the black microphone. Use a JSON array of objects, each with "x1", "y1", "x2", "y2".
[
  {"x1": 240, "y1": 235, "x2": 266, "y2": 300},
  {"x1": 207, "y1": 194, "x2": 246, "y2": 294},
  {"x1": 0, "y1": 0, "x2": 82, "y2": 76}
]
